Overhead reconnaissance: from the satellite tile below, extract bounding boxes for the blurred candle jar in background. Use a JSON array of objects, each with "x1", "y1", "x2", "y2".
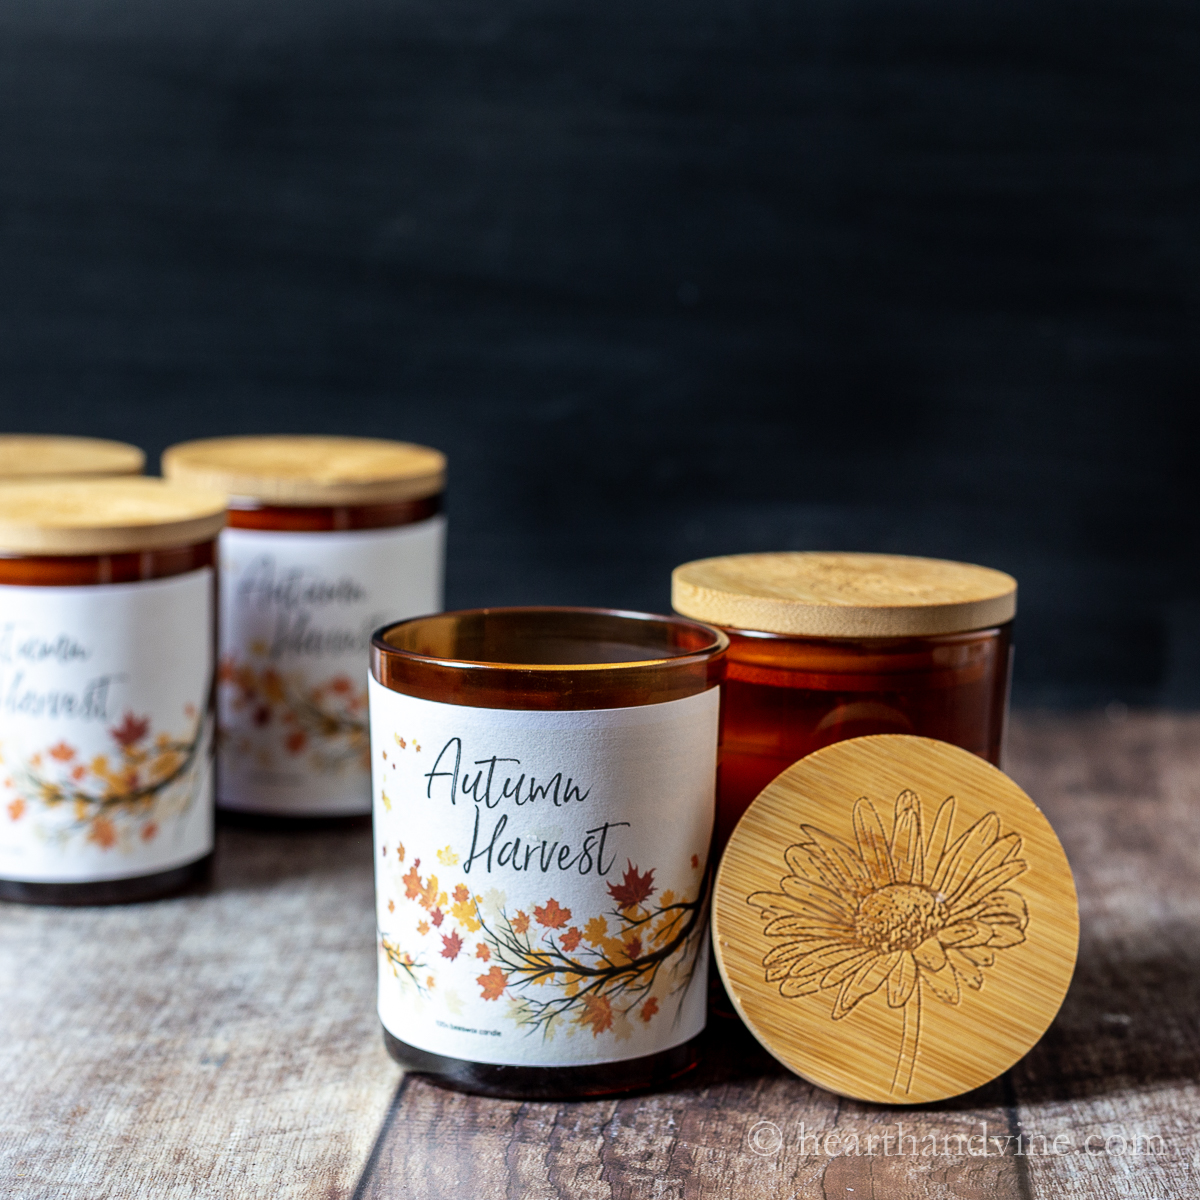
[
  {"x1": 369, "y1": 607, "x2": 727, "y2": 1098},
  {"x1": 163, "y1": 436, "x2": 446, "y2": 819},
  {"x1": 0, "y1": 434, "x2": 144, "y2": 480},
  {"x1": 0, "y1": 478, "x2": 226, "y2": 905},
  {"x1": 672, "y1": 552, "x2": 1016, "y2": 851}
]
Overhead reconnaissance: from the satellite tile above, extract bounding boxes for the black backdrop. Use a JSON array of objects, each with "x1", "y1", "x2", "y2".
[{"x1": 0, "y1": 0, "x2": 1194, "y2": 705}]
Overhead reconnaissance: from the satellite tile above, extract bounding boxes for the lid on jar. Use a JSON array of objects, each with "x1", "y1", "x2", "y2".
[
  {"x1": 0, "y1": 435, "x2": 145, "y2": 480},
  {"x1": 161, "y1": 435, "x2": 446, "y2": 506},
  {"x1": 713, "y1": 734, "x2": 1078, "y2": 1105},
  {"x1": 0, "y1": 478, "x2": 227, "y2": 554},
  {"x1": 672, "y1": 552, "x2": 1016, "y2": 637}
]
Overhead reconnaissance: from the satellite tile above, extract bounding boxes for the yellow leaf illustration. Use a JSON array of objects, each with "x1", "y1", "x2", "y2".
[
  {"x1": 451, "y1": 898, "x2": 483, "y2": 932},
  {"x1": 584, "y1": 916, "x2": 608, "y2": 945},
  {"x1": 437, "y1": 845, "x2": 460, "y2": 866},
  {"x1": 381, "y1": 790, "x2": 392, "y2": 812}
]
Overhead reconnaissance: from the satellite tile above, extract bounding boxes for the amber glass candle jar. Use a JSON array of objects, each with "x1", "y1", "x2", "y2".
[
  {"x1": 672, "y1": 553, "x2": 1016, "y2": 851},
  {"x1": 163, "y1": 435, "x2": 446, "y2": 819},
  {"x1": 0, "y1": 434, "x2": 144, "y2": 480},
  {"x1": 370, "y1": 607, "x2": 727, "y2": 1098},
  {"x1": 0, "y1": 478, "x2": 226, "y2": 905}
]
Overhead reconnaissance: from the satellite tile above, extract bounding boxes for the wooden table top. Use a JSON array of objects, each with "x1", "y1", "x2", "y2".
[{"x1": 2, "y1": 711, "x2": 1195, "y2": 1198}]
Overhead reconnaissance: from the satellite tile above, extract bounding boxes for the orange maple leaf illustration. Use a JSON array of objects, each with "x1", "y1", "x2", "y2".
[
  {"x1": 141, "y1": 822, "x2": 158, "y2": 842},
  {"x1": 440, "y1": 930, "x2": 463, "y2": 961},
  {"x1": 576, "y1": 994, "x2": 613, "y2": 1037},
  {"x1": 534, "y1": 899, "x2": 571, "y2": 929},
  {"x1": 7, "y1": 799, "x2": 25, "y2": 821},
  {"x1": 417, "y1": 921, "x2": 430, "y2": 936},
  {"x1": 87, "y1": 817, "x2": 117, "y2": 850},
  {"x1": 453, "y1": 883, "x2": 470, "y2": 904},
  {"x1": 402, "y1": 863, "x2": 423, "y2": 900},
  {"x1": 430, "y1": 907, "x2": 445, "y2": 927},
  {"x1": 641, "y1": 997, "x2": 660, "y2": 1023},
  {"x1": 560, "y1": 927, "x2": 583, "y2": 953},
  {"x1": 512, "y1": 911, "x2": 530, "y2": 934},
  {"x1": 477, "y1": 965, "x2": 509, "y2": 1001},
  {"x1": 607, "y1": 862, "x2": 655, "y2": 909},
  {"x1": 48, "y1": 741, "x2": 75, "y2": 762},
  {"x1": 623, "y1": 936, "x2": 643, "y2": 961},
  {"x1": 475, "y1": 943, "x2": 491, "y2": 961}
]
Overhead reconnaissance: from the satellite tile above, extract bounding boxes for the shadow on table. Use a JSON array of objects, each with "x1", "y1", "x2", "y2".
[
  {"x1": 208, "y1": 816, "x2": 374, "y2": 894},
  {"x1": 1009, "y1": 919, "x2": 1200, "y2": 1105}
]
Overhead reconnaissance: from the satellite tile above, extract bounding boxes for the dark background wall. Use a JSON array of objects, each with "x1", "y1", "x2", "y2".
[{"x1": 0, "y1": 0, "x2": 1194, "y2": 705}]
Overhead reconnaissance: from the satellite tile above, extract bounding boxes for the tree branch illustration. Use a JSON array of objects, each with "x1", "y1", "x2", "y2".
[
  {"x1": 18, "y1": 710, "x2": 211, "y2": 830},
  {"x1": 480, "y1": 863, "x2": 712, "y2": 1035},
  {"x1": 380, "y1": 936, "x2": 428, "y2": 993}
]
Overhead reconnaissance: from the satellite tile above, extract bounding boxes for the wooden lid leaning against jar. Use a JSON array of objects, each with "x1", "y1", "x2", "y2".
[
  {"x1": 0, "y1": 478, "x2": 227, "y2": 555},
  {"x1": 713, "y1": 734, "x2": 1078, "y2": 1104},
  {"x1": 161, "y1": 435, "x2": 446, "y2": 506},
  {"x1": 672, "y1": 552, "x2": 1017, "y2": 638},
  {"x1": 0, "y1": 435, "x2": 145, "y2": 480}
]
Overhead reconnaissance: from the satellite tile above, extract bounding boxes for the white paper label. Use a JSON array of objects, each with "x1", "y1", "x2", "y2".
[
  {"x1": 371, "y1": 679, "x2": 717, "y2": 1067},
  {"x1": 0, "y1": 570, "x2": 214, "y2": 883},
  {"x1": 217, "y1": 516, "x2": 446, "y2": 815}
]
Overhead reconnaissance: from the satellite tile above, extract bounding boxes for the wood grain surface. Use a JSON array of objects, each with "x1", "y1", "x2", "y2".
[
  {"x1": 0, "y1": 477, "x2": 227, "y2": 555},
  {"x1": 162, "y1": 437, "x2": 446, "y2": 506},
  {"x1": 0, "y1": 821, "x2": 398, "y2": 1200},
  {"x1": 671, "y1": 553, "x2": 1018, "y2": 638},
  {"x1": 714, "y1": 736, "x2": 1078, "y2": 1105},
  {"x1": 0, "y1": 435, "x2": 144, "y2": 480},
  {"x1": 2, "y1": 712, "x2": 1197, "y2": 1198},
  {"x1": 360, "y1": 712, "x2": 1199, "y2": 1199}
]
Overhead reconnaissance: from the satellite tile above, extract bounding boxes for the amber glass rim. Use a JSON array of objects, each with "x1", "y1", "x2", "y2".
[
  {"x1": 722, "y1": 618, "x2": 1012, "y2": 645},
  {"x1": 373, "y1": 606, "x2": 728, "y2": 674}
]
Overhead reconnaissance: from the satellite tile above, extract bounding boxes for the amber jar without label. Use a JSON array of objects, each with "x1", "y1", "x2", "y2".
[
  {"x1": 369, "y1": 607, "x2": 727, "y2": 1098},
  {"x1": 672, "y1": 553, "x2": 1016, "y2": 851},
  {"x1": 163, "y1": 435, "x2": 446, "y2": 820},
  {"x1": 0, "y1": 478, "x2": 226, "y2": 905}
]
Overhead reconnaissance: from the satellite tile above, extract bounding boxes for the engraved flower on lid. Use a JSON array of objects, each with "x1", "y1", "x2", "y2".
[{"x1": 748, "y1": 789, "x2": 1029, "y2": 1094}]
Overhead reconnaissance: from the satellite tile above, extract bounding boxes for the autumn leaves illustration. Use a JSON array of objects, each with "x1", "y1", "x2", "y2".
[
  {"x1": 219, "y1": 656, "x2": 369, "y2": 774},
  {"x1": 379, "y1": 842, "x2": 708, "y2": 1043},
  {"x1": 4, "y1": 705, "x2": 208, "y2": 852}
]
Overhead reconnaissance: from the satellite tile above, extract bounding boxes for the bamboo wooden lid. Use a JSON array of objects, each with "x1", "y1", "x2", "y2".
[
  {"x1": 672, "y1": 552, "x2": 1017, "y2": 637},
  {"x1": 162, "y1": 435, "x2": 446, "y2": 505},
  {"x1": 713, "y1": 735, "x2": 1078, "y2": 1105},
  {"x1": 0, "y1": 478, "x2": 227, "y2": 554},
  {"x1": 0, "y1": 435, "x2": 144, "y2": 480}
]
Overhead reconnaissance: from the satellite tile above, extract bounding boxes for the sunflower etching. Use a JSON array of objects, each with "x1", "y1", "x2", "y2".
[{"x1": 748, "y1": 788, "x2": 1029, "y2": 1095}]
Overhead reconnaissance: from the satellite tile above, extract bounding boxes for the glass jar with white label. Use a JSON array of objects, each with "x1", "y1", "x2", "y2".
[
  {"x1": 163, "y1": 435, "x2": 447, "y2": 820},
  {"x1": 0, "y1": 477, "x2": 226, "y2": 905},
  {"x1": 370, "y1": 607, "x2": 728, "y2": 1098}
]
